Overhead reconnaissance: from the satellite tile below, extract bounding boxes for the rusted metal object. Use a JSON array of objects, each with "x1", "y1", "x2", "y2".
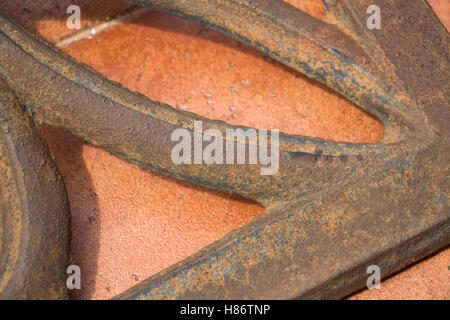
[
  {"x1": 0, "y1": 0, "x2": 448, "y2": 299},
  {"x1": 0, "y1": 79, "x2": 70, "y2": 299}
]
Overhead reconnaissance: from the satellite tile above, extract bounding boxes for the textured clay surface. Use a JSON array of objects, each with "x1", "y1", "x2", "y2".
[
  {"x1": 349, "y1": 248, "x2": 449, "y2": 300},
  {"x1": 0, "y1": 0, "x2": 447, "y2": 299},
  {"x1": 428, "y1": 0, "x2": 450, "y2": 31}
]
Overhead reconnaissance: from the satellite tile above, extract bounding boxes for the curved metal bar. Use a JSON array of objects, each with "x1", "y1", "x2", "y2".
[
  {"x1": 125, "y1": 0, "x2": 431, "y2": 139},
  {"x1": 0, "y1": 13, "x2": 400, "y2": 205},
  {"x1": 0, "y1": 0, "x2": 448, "y2": 300},
  {"x1": 0, "y1": 78, "x2": 70, "y2": 299},
  {"x1": 115, "y1": 0, "x2": 450, "y2": 299}
]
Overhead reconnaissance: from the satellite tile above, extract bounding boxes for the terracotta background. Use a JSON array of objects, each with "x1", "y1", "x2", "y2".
[{"x1": 0, "y1": 0, "x2": 448, "y2": 299}]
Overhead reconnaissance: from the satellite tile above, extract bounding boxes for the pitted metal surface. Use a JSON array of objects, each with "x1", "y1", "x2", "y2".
[{"x1": 0, "y1": 0, "x2": 448, "y2": 299}]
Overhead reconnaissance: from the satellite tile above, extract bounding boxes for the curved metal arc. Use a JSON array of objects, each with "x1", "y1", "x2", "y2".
[
  {"x1": 0, "y1": 0, "x2": 447, "y2": 301},
  {"x1": 0, "y1": 13, "x2": 394, "y2": 205},
  {"x1": 113, "y1": 0, "x2": 450, "y2": 300},
  {"x1": 0, "y1": 78, "x2": 70, "y2": 299},
  {"x1": 0, "y1": 12, "x2": 384, "y2": 154},
  {"x1": 125, "y1": 0, "x2": 420, "y2": 136}
]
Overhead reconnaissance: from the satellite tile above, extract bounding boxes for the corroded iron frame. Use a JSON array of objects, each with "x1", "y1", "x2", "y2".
[{"x1": 0, "y1": 0, "x2": 448, "y2": 299}]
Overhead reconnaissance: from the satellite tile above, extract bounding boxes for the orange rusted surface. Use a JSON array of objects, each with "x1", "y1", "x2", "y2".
[
  {"x1": 47, "y1": 4, "x2": 378, "y2": 298},
  {"x1": 0, "y1": 0, "x2": 447, "y2": 299},
  {"x1": 52, "y1": 6, "x2": 381, "y2": 299}
]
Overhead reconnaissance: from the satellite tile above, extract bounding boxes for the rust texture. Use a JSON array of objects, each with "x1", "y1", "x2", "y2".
[
  {"x1": 0, "y1": 78, "x2": 70, "y2": 299},
  {"x1": 0, "y1": 0, "x2": 448, "y2": 299}
]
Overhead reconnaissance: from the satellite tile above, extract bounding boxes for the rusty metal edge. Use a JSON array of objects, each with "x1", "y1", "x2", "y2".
[{"x1": 0, "y1": 78, "x2": 71, "y2": 299}]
